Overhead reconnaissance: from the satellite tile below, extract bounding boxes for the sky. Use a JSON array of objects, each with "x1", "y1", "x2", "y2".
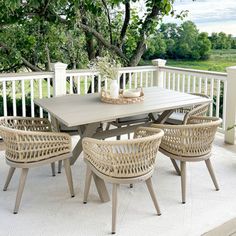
[{"x1": 164, "y1": 0, "x2": 236, "y2": 36}]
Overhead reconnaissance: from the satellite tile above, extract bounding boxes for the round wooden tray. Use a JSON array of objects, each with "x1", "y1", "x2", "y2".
[{"x1": 101, "y1": 89, "x2": 144, "y2": 104}]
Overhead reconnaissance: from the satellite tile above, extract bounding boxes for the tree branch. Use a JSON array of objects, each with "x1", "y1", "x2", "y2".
[
  {"x1": 42, "y1": 0, "x2": 51, "y2": 15},
  {"x1": 79, "y1": 23, "x2": 129, "y2": 62},
  {"x1": 129, "y1": 5, "x2": 160, "y2": 66},
  {"x1": 0, "y1": 41, "x2": 42, "y2": 72},
  {"x1": 119, "y1": 0, "x2": 130, "y2": 48},
  {"x1": 101, "y1": 0, "x2": 113, "y2": 45}
]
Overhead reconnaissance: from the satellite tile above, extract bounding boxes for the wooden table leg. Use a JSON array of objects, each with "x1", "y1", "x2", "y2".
[
  {"x1": 70, "y1": 122, "x2": 101, "y2": 165},
  {"x1": 153, "y1": 109, "x2": 174, "y2": 124}
]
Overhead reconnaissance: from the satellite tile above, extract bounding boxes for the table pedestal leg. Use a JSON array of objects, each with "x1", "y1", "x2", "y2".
[{"x1": 70, "y1": 122, "x2": 101, "y2": 165}]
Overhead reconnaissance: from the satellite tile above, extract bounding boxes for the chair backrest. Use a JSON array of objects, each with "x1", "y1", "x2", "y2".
[
  {"x1": 182, "y1": 93, "x2": 210, "y2": 124},
  {"x1": 0, "y1": 117, "x2": 70, "y2": 163},
  {"x1": 82, "y1": 127, "x2": 164, "y2": 178},
  {"x1": 0, "y1": 116, "x2": 51, "y2": 132},
  {"x1": 152, "y1": 116, "x2": 222, "y2": 158}
]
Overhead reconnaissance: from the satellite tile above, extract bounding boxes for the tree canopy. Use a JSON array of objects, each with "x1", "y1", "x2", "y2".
[
  {"x1": 144, "y1": 21, "x2": 212, "y2": 60},
  {"x1": 0, "y1": 0, "x2": 187, "y2": 72}
]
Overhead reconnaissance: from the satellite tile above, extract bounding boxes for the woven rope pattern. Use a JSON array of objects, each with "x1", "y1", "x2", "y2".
[
  {"x1": 0, "y1": 117, "x2": 71, "y2": 163},
  {"x1": 0, "y1": 117, "x2": 52, "y2": 132},
  {"x1": 175, "y1": 93, "x2": 210, "y2": 124},
  {"x1": 82, "y1": 127, "x2": 164, "y2": 178},
  {"x1": 152, "y1": 116, "x2": 222, "y2": 157}
]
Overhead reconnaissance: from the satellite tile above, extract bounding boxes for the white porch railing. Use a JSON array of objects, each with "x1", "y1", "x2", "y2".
[{"x1": 0, "y1": 59, "x2": 235, "y2": 144}]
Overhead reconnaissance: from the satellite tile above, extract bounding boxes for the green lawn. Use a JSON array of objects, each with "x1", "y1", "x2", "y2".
[{"x1": 142, "y1": 49, "x2": 236, "y2": 72}]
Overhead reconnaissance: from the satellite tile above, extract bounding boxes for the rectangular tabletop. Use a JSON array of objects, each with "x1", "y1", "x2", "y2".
[{"x1": 34, "y1": 87, "x2": 211, "y2": 127}]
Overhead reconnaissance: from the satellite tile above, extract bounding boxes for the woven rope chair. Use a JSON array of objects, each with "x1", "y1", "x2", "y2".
[
  {"x1": 82, "y1": 127, "x2": 164, "y2": 234},
  {"x1": 0, "y1": 116, "x2": 57, "y2": 177},
  {"x1": 152, "y1": 116, "x2": 222, "y2": 204},
  {"x1": 0, "y1": 117, "x2": 75, "y2": 214},
  {"x1": 166, "y1": 93, "x2": 210, "y2": 125}
]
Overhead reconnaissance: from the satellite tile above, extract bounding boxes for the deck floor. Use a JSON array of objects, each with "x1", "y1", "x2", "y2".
[{"x1": 0, "y1": 134, "x2": 236, "y2": 236}]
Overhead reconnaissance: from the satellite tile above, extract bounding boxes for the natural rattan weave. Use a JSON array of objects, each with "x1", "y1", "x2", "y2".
[
  {"x1": 82, "y1": 127, "x2": 164, "y2": 234},
  {"x1": 152, "y1": 116, "x2": 222, "y2": 203},
  {"x1": 0, "y1": 116, "x2": 74, "y2": 214},
  {"x1": 168, "y1": 93, "x2": 210, "y2": 125}
]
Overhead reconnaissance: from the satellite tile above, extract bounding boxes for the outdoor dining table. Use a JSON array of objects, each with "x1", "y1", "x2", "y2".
[{"x1": 35, "y1": 86, "x2": 211, "y2": 202}]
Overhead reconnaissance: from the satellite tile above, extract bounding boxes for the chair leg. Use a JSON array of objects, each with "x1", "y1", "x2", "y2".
[
  {"x1": 58, "y1": 160, "x2": 62, "y2": 174},
  {"x1": 170, "y1": 158, "x2": 181, "y2": 176},
  {"x1": 145, "y1": 178, "x2": 161, "y2": 215},
  {"x1": 112, "y1": 184, "x2": 119, "y2": 234},
  {"x1": 205, "y1": 159, "x2": 219, "y2": 191},
  {"x1": 83, "y1": 166, "x2": 92, "y2": 204},
  {"x1": 63, "y1": 159, "x2": 75, "y2": 197},
  {"x1": 14, "y1": 168, "x2": 29, "y2": 214},
  {"x1": 116, "y1": 135, "x2": 121, "y2": 140},
  {"x1": 180, "y1": 161, "x2": 186, "y2": 204},
  {"x1": 3, "y1": 167, "x2": 16, "y2": 191},
  {"x1": 51, "y1": 163, "x2": 56, "y2": 177}
]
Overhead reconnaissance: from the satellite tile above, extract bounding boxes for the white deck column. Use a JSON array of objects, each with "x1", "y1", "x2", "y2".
[
  {"x1": 152, "y1": 59, "x2": 167, "y2": 88},
  {"x1": 51, "y1": 62, "x2": 68, "y2": 97},
  {"x1": 225, "y1": 66, "x2": 236, "y2": 144}
]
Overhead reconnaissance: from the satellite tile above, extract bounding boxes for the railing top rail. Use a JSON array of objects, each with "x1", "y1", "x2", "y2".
[
  {"x1": 0, "y1": 71, "x2": 54, "y2": 80},
  {"x1": 160, "y1": 66, "x2": 227, "y2": 78},
  {"x1": 66, "y1": 65, "x2": 157, "y2": 76}
]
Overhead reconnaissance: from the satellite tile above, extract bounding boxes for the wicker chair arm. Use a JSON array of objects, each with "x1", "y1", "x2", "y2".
[
  {"x1": 183, "y1": 103, "x2": 210, "y2": 124},
  {"x1": 0, "y1": 116, "x2": 52, "y2": 132},
  {"x1": 82, "y1": 127, "x2": 163, "y2": 178},
  {"x1": 0, "y1": 126, "x2": 71, "y2": 163},
  {"x1": 152, "y1": 116, "x2": 221, "y2": 157}
]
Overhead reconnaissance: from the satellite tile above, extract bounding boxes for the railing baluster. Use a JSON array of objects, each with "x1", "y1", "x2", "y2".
[
  {"x1": 21, "y1": 80, "x2": 26, "y2": 117},
  {"x1": 140, "y1": 72, "x2": 143, "y2": 87},
  {"x1": 134, "y1": 73, "x2": 137, "y2": 88},
  {"x1": 163, "y1": 71, "x2": 166, "y2": 88},
  {"x1": 193, "y1": 76, "x2": 196, "y2": 93},
  {"x1": 209, "y1": 78, "x2": 214, "y2": 116},
  {"x1": 123, "y1": 73, "x2": 126, "y2": 89},
  {"x1": 2, "y1": 81, "x2": 7, "y2": 116},
  {"x1": 91, "y1": 74, "x2": 95, "y2": 93},
  {"x1": 168, "y1": 72, "x2": 171, "y2": 90},
  {"x1": 177, "y1": 74, "x2": 180, "y2": 91},
  {"x1": 39, "y1": 78, "x2": 43, "y2": 118},
  {"x1": 216, "y1": 80, "x2": 221, "y2": 118},
  {"x1": 145, "y1": 72, "x2": 148, "y2": 88},
  {"x1": 30, "y1": 79, "x2": 35, "y2": 117},
  {"x1": 129, "y1": 72, "x2": 132, "y2": 89},
  {"x1": 182, "y1": 74, "x2": 185, "y2": 92},
  {"x1": 150, "y1": 71, "x2": 153, "y2": 87},
  {"x1": 172, "y1": 73, "x2": 176, "y2": 90},
  {"x1": 69, "y1": 76, "x2": 73, "y2": 94},
  {"x1": 47, "y1": 77, "x2": 51, "y2": 97},
  {"x1": 12, "y1": 80, "x2": 17, "y2": 116},
  {"x1": 187, "y1": 75, "x2": 191, "y2": 93},
  {"x1": 204, "y1": 77, "x2": 208, "y2": 95},
  {"x1": 98, "y1": 75, "x2": 101, "y2": 93},
  {"x1": 198, "y1": 77, "x2": 202, "y2": 93}
]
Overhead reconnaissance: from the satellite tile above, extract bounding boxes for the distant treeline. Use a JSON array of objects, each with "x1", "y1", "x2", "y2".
[{"x1": 143, "y1": 21, "x2": 236, "y2": 61}]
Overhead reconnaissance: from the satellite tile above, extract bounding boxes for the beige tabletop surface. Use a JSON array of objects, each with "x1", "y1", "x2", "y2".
[{"x1": 34, "y1": 87, "x2": 211, "y2": 127}]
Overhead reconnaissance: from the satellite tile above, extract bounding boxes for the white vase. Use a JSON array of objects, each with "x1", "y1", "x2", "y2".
[{"x1": 110, "y1": 80, "x2": 119, "y2": 99}]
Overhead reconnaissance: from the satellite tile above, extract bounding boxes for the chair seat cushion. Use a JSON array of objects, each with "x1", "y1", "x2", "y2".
[{"x1": 165, "y1": 112, "x2": 185, "y2": 125}]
